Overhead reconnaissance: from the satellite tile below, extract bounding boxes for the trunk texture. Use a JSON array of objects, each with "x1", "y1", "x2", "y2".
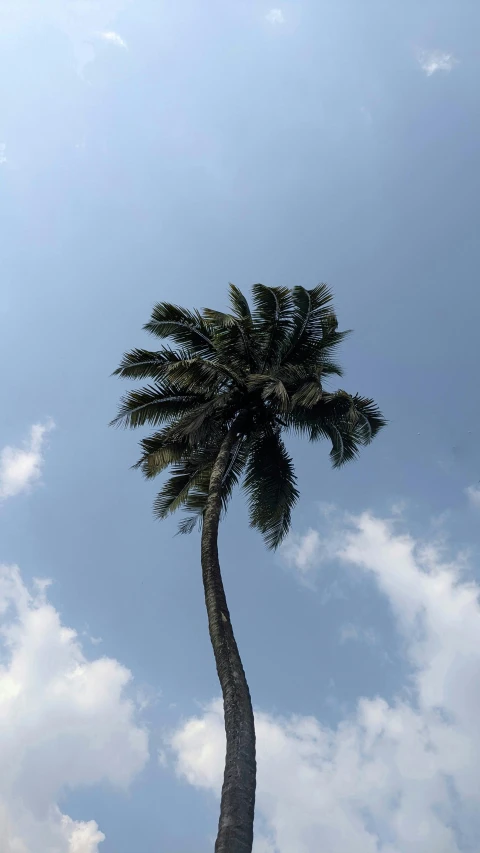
[{"x1": 201, "y1": 427, "x2": 256, "y2": 853}]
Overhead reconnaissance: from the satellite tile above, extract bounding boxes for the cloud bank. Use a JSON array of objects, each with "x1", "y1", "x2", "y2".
[
  {"x1": 0, "y1": 565, "x2": 148, "y2": 852},
  {"x1": 170, "y1": 512, "x2": 480, "y2": 852}
]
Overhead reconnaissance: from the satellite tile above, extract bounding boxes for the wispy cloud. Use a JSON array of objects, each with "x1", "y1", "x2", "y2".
[
  {"x1": 418, "y1": 50, "x2": 458, "y2": 76},
  {"x1": 0, "y1": 143, "x2": 6, "y2": 165},
  {"x1": 466, "y1": 484, "x2": 480, "y2": 508},
  {"x1": 0, "y1": 1, "x2": 133, "y2": 73},
  {"x1": 0, "y1": 420, "x2": 55, "y2": 501},
  {"x1": 265, "y1": 9, "x2": 285, "y2": 24},
  {"x1": 171, "y1": 511, "x2": 480, "y2": 851},
  {"x1": 339, "y1": 622, "x2": 377, "y2": 645},
  {"x1": 281, "y1": 528, "x2": 321, "y2": 579},
  {"x1": 99, "y1": 30, "x2": 128, "y2": 49}
]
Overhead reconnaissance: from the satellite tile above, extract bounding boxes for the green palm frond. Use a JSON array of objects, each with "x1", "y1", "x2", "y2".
[
  {"x1": 284, "y1": 284, "x2": 351, "y2": 365},
  {"x1": 167, "y1": 393, "x2": 236, "y2": 444},
  {"x1": 133, "y1": 429, "x2": 190, "y2": 478},
  {"x1": 153, "y1": 444, "x2": 218, "y2": 518},
  {"x1": 229, "y1": 283, "x2": 252, "y2": 323},
  {"x1": 243, "y1": 430, "x2": 299, "y2": 549},
  {"x1": 204, "y1": 285, "x2": 258, "y2": 370},
  {"x1": 290, "y1": 379, "x2": 323, "y2": 408},
  {"x1": 111, "y1": 382, "x2": 203, "y2": 429},
  {"x1": 286, "y1": 391, "x2": 386, "y2": 467},
  {"x1": 166, "y1": 358, "x2": 244, "y2": 393},
  {"x1": 176, "y1": 435, "x2": 250, "y2": 535},
  {"x1": 252, "y1": 285, "x2": 295, "y2": 370},
  {"x1": 112, "y1": 346, "x2": 194, "y2": 381},
  {"x1": 202, "y1": 308, "x2": 237, "y2": 330},
  {"x1": 260, "y1": 379, "x2": 290, "y2": 411},
  {"x1": 144, "y1": 302, "x2": 216, "y2": 359}
]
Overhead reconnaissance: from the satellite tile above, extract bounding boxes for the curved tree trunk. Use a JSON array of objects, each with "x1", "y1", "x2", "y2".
[{"x1": 201, "y1": 427, "x2": 256, "y2": 853}]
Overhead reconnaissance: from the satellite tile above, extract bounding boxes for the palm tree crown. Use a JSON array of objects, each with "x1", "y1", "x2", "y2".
[{"x1": 112, "y1": 283, "x2": 386, "y2": 548}]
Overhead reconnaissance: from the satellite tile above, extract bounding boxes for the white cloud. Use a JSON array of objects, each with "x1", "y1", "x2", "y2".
[
  {"x1": 0, "y1": 421, "x2": 55, "y2": 501},
  {"x1": 281, "y1": 523, "x2": 344, "y2": 590},
  {"x1": 265, "y1": 9, "x2": 285, "y2": 24},
  {"x1": 0, "y1": 144, "x2": 6, "y2": 165},
  {"x1": 281, "y1": 529, "x2": 320, "y2": 579},
  {"x1": 170, "y1": 512, "x2": 480, "y2": 852},
  {"x1": 0, "y1": 564, "x2": 148, "y2": 852},
  {"x1": 99, "y1": 30, "x2": 127, "y2": 49},
  {"x1": 466, "y1": 484, "x2": 480, "y2": 508},
  {"x1": 419, "y1": 50, "x2": 458, "y2": 76}
]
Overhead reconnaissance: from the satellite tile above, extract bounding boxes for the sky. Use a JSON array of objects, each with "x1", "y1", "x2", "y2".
[{"x1": 0, "y1": 0, "x2": 479, "y2": 851}]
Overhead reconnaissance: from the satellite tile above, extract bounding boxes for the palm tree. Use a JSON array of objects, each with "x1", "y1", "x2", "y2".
[{"x1": 112, "y1": 283, "x2": 385, "y2": 853}]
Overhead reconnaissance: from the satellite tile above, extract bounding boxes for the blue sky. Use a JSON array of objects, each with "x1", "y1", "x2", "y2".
[{"x1": 0, "y1": 1, "x2": 479, "y2": 851}]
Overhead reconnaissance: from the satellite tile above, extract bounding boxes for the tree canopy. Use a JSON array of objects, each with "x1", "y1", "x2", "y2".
[{"x1": 112, "y1": 283, "x2": 386, "y2": 548}]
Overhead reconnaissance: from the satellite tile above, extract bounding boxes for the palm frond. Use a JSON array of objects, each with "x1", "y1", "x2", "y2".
[
  {"x1": 286, "y1": 391, "x2": 386, "y2": 467},
  {"x1": 166, "y1": 393, "x2": 236, "y2": 445},
  {"x1": 202, "y1": 308, "x2": 237, "y2": 330},
  {"x1": 153, "y1": 445, "x2": 218, "y2": 518},
  {"x1": 144, "y1": 302, "x2": 216, "y2": 359},
  {"x1": 112, "y1": 346, "x2": 194, "y2": 381},
  {"x1": 111, "y1": 382, "x2": 203, "y2": 429},
  {"x1": 252, "y1": 285, "x2": 295, "y2": 370},
  {"x1": 283, "y1": 284, "x2": 350, "y2": 365},
  {"x1": 175, "y1": 435, "x2": 250, "y2": 535},
  {"x1": 261, "y1": 379, "x2": 290, "y2": 411},
  {"x1": 228, "y1": 283, "x2": 252, "y2": 323},
  {"x1": 133, "y1": 430, "x2": 190, "y2": 478},
  {"x1": 348, "y1": 394, "x2": 388, "y2": 442},
  {"x1": 243, "y1": 430, "x2": 299, "y2": 549},
  {"x1": 166, "y1": 358, "x2": 244, "y2": 392},
  {"x1": 205, "y1": 286, "x2": 258, "y2": 370},
  {"x1": 290, "y1": 379, "x2": 323, "y2": 408},
  {"x1": 176, "y1": 515, "x2": 200, "y2": 535}
]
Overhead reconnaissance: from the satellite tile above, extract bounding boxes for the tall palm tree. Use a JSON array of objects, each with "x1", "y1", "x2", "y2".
[{"x1": 112, "y1": 283, "x2": 385, "y2": 853}]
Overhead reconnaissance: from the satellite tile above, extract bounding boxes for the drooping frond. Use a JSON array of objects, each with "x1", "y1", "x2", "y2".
[
  {"x1": 146, "y1": 433, "x2": 250, "y2": 536},
  {"x1": 247, "y1": 374, "x2": 290, "y2": 412},
  {"x1": 290, "y1": 379, "x2": 324, "y2": 408},
  {"x1": 133, "y1": 429, "x2": 190, "y2": 478},
  {"x1": 176, "y1": 434, "x2": 251, "y2": 534},
  {"x1": 243, "y1": 430, "x2": 299, "y2": 549},
  {"x1": 144, "y1": 302, "x2": 216, "y2": 359},
  {"x1": 153, "y1": 444, "x2": 218, "y2": 518},
  {"x1": 286, "y1": 391, "x2": 386, "y2": 467}
]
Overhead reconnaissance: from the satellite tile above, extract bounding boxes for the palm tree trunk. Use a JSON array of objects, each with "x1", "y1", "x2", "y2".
[{"x1": 201, "y1": 426, "x2": 256, "y2": 853}]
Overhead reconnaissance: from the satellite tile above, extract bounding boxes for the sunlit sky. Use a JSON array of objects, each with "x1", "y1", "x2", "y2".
[{"x1": 1, "y1": 2, "x2": 479, "y2": 851}]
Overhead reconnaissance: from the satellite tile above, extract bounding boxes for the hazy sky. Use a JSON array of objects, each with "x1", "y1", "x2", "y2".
[{"x1": 0, "y1": 1, "x2": 479, "y2": 851}]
